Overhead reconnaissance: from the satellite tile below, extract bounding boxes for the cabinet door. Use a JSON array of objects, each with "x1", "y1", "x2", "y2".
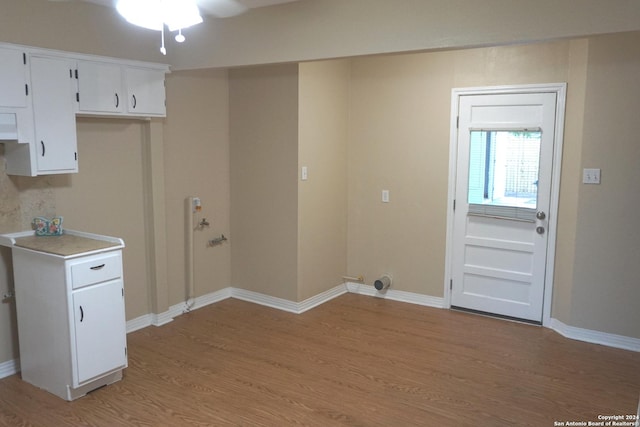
[
  {"x1": 77, "y1": 61, "x2": 124, "y2": 114},
  {"x1": 30, "y1": 56, "x2": 78, "y2": 173},
  {"x1": 72, "y1": 280, "x2": 127, "y2": 386},
  {"x1": 125, "y1": 67, "x2": 166, "y2": 116},
  {"x1": 0, "y1": 47, "x2": 28, "y2": 108}
]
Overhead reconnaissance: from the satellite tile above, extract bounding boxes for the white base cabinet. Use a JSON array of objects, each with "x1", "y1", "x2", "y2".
[{"x1": 2, "y1": 230, "x2": 127, "y2": 401}]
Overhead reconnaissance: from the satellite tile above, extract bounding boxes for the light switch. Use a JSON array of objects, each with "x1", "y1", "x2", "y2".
[
  {"x1": 301, "y1": 166, "x2": 308, "y2": 181},
  {"x1": 382, "y1": 190, "x2": 390, "y2": 203},
  {"x1": 583, "y1": 168, "x2": 601, "y2": 184}
]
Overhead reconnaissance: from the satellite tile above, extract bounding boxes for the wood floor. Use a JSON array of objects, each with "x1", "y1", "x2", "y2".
[{"x1": 0, "y1": 294, "x2": 638, "y2": 426}]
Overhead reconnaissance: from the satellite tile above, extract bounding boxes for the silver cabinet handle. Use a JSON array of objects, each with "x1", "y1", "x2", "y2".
[{"x1": 536, "y1": 211, "x2": 546, "y2": 220}]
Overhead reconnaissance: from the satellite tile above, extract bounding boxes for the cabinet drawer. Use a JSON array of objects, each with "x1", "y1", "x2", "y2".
[{"x1": 70, "y1": 252, "x2": 122, "y2": 289}]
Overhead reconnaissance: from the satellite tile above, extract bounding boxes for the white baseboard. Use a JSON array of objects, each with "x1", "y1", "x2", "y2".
[
  {"x1": 231, "y1": 284, "x2": 348, "y2": 314},
  {"x1": 345, "y1": 282, "x2": 445, "y2": 309},
  {"x1": 0, "y1": 358, "x2": 19, "y2": 379},
  {"x1": 548, "y1": 318, "x2": 640, "y2": 352},
  {"x1": 126, "y1": 288, "x2": 232, "y2": 333}
]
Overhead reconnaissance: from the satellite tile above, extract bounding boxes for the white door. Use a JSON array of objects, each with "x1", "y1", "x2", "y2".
[
  {"x1": 450, "y1": 90, "x2": 560, "y2": 323},
  {"x1": 30, "y1": 56, "x2": 78, "y2": 173},
  {"x1": 125, "y1": 67, "x2": 166, "y2": 116},
  {"x1": 72, "y1": 280, "x2": 127, "y2": 385}
]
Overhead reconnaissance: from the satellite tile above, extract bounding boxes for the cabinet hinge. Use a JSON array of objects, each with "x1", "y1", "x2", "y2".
[
  {"x1": 75, "y1": 69, "x2": 78, "y2": 79},
  {"x1": 450, "y1": 279, "x2": 453, "y2": 290},
  {"x1": 453, "y1": 199, "x2": 456, "y2": 211},
  {"x1": 456, "y1": 116, "x2": 459, "y2": 129},
  {"x1": 122, "y1": 288, "x2": 124, "y2": 297},
  {"x1": 25, "y1": 84, "x2": 28, "y2": 96},
  {"x1": 23, "y1": 53, "x2": 26, "y2": 65},
  {"x1": 76, "y1": 92, "x2": 80, "y2": 103}
]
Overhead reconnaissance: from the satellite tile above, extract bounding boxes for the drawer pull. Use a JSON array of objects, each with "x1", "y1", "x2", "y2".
[{"x1": 90, "y1": 264, "x2": 106, "y2": 270}]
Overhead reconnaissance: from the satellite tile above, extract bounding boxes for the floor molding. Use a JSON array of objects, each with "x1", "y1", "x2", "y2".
[
  {"x1": 126, "y1": 288, "x2": 232, "y2": 333},
  {"x1": 345, "y1": 282, "x2": 445, "y2": 308},
  {"x1": 231, "y1": 284, "x2": 348, "y2": 314},
  {"x1": 548, "y1": 318, "x2": 640, "y2": 352}
]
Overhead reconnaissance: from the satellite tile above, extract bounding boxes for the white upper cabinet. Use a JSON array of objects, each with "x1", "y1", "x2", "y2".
[
  {"x1": 0, "y1": 47, "x2": 28, "y2": 108},
  {"x1": 0, "y1": 42, "x2": 169, "y2": 176},
  {"x1": 0, "y1": 45, "x2": 34, "y2": 147},
  {"x1": 76, "y1": 60, "x2": 167, "y2": 118},
  {"x1": 77, "y1": 61, "x2": 124, "y2": 114},
  {"x1": 30, "y1": 56, "x2": 78, "y2": 174},
  {"x1": 125, "y1": 67, "x2": 166, "y2": 116}
]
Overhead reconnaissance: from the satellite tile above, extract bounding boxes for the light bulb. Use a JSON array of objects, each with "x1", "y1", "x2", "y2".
[{"x1": 175, "y1": 29, "x2": 186, "y2": 43}]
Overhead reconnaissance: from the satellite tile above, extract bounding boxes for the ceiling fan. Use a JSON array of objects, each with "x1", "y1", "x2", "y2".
[
  {"x1": 48, "y1": 0, "x2": 298, "y2": 54},
  {"x1": 49, "y1": 0, "x2": 298, "y2": 18}
]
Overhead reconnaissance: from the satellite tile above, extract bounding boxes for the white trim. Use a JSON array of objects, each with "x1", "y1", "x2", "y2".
[
  {"x1": 230, "y1": 288, "x2": 301, "y2": 313},
  {"x1": 445, "y1": 83, "x2": 567, "y2": 327},
  {"x1": 126, "y1": 314, "x2": 155, "y2": 333},
  {"x1": 548, "y1": 318, "x2": 640, "y2": 352},
  {"x1": 296, "y1": 284, "x2": 348, "y2": 313},
  {"x1": 186, "y1": 288, "x2": 233, "y2": 313},
  {"x1": 230, "y1": 284, "x2": 347, "y2": 314},
  {"x1": 346, "y1": 282, "x2": 445, "y2": 308},
  {"x1": 0, "y1": 358, "x2": 19, "y2": 379},
  {"x1": 126, "y1": 288, "x2": 232, "y2": 332}
]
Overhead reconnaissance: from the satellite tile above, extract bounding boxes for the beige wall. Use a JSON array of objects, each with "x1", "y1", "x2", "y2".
[
  {"x1": 168, "y1": 0, "x2": 640, "y2": 69},
  {"x1": 298, "y1": 60, "x2": 349, "y2": 301},
  {"x1": 569, "y1": 32, "x2": 640, "y2": 337},
  {"x1": 348, "y1": 40, "x2": 580, "y2": 295},
  {"x1": 0, "y1": 118, "x2": 153, "y2": 364},
  {"x1": 0, "y1": 147, "x2": 55, "y2": 363},
  {"x1": 347, "y1": 36, "x2": 640, "y2": 339},
  {"x1": 229, "y1": 64, "x2": 300, "y2": 301},
  {"x1": 50, "y1": 119, "x2": 150, "y2": 319},
  {"x1": 163, "y1": 70, "x2": 231, "y2": 306}
]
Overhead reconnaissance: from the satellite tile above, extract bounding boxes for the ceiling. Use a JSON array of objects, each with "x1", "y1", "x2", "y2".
[{"x1": 74, "y1": 0, "x2": 300, "y2": 18}]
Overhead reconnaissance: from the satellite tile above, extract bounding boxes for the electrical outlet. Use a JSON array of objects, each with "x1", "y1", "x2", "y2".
[{"x1": 582, "y1": 168, "x2": 601, "y2": 184}]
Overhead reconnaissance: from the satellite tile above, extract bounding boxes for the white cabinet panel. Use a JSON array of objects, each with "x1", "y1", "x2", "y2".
[
  {"x1": 70, "y1": 251, "x2": 122, "y2": 289},
  {"x1": 125, "y1": 67, "x2": 166, "y2": 116},
  {"x1": 77, "y1": 61, "x2": 166, "y2": 117},
  {"x1": 72, "y1": 280, "x2": 127, "y2": 385},
  {"x1": 0, "y1": 47, "x2": 28, "y2": 108},
  {"x1": 30, "y1": 56, "x2": 78, "y2": 173},
  {"x1": 77, "y1": 61, "x2": 124, "y2": 114}
]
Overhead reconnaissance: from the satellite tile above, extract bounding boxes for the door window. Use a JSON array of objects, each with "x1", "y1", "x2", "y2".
[{"x1": 467, "y1": 130, "x2": 541, "y2": 221}]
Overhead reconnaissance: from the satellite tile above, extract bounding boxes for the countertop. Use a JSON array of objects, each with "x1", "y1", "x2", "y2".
[
  {"x1": 0, "y1": 229, "x2": 124, "y2": 258},
  {"x1": 13, "y1": 233, "x2": 121, "y2": 256}
]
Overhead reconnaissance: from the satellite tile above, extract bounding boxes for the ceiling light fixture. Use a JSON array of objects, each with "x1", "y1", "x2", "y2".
[{"x1": 116, "y1": 0, "x2": 203, "y2": 55}]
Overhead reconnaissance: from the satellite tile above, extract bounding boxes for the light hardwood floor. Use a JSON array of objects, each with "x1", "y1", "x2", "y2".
[{"x1": 0, "y1": 294, "x2": 638, "y2": 426}]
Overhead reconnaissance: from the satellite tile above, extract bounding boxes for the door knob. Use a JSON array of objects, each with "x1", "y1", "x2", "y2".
[{"x1": 536, "y1": 211, "x2": 546, "y2": 220}]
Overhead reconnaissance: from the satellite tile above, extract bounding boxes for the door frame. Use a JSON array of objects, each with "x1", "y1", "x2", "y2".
[{"x1": 443, "y1": 83, "x2": 567, "y2": 326}]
